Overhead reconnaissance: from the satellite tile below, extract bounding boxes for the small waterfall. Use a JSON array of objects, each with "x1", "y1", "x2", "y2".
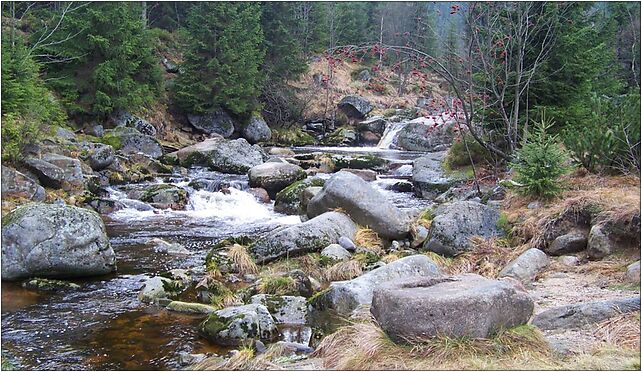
[{"x1": 377, "y1": 122, "x2": 407, "y2": 149}]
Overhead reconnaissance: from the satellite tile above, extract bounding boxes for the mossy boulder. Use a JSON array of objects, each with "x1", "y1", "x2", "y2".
[
  {"x1": 199, "y1": 304, "x2": 277, "y2": 346},
  {"x1": 248, "y1": 162, "x2": 307, "y2": 198},
  {"x1": 250, "y1": 294, "x2": 308, "y2": 324},
  {"x1": 166, "y1": 301, "x2": 217, "y2": 314},
  {"x1": 274, "y1": 177, "x2": 326, "y2": 215},
  {"x1": 2, "y1": 203, "x2": 116, "y2": 280},
  {"x1": 330, "y1": 154, "x2": 387, "y2": 171}
]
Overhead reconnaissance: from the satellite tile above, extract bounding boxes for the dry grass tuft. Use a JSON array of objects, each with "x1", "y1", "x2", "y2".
[
  {"x1": 594, "y1": 312, "x2": 641, "y2": 350},
  {"x1": 312, "y1": 318, "x2": 554, "y2": 370},
  {"x1": 354, "y1": 227, "x2": 384, "y2": 255},
  {"x1": 323, "y1": 259, "x2": 363, "y2": 282},
  {"x1": 381, "y1": 253, "x2": 401, "y2": 264},
  {"x1": 503, "y1": 172, "x2": 640, "y2": 249},
  {"x1": 228, "y1": 244, "x2": 259, "y2": 275},
  {"x1": 445, "y1": 237, "x2": 526, "y2": 278}
]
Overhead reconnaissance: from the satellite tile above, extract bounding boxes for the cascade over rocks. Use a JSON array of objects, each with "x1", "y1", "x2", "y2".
[
  {"x1": 1, "y1": 203, "x2": 116, "y2": 280},
  {"x1": 248, "y1": 162, "x2": 307, "y2": 198},
  {"x1": 313, "y1": 255, "x2": 440, "y2": 315},
  {"x1": 371, "y1": 274, "x2": 534, "y2": 341},
  {"x1": 423, "y1": 201, "x2": 503, "y2": 257},
  {"x1": 251, "y1": 211, "x2": 358, "y2": 264},
  {"x1": 307, "y1": 172, "x2": 409, "y2": 240},
  {"x1": 337, "y1": 95, "x2": 373, "y2": 119},
  {"x1": 187, "y1": 110, "x2": 236, "y2": 137},
  {"x1": 168, "y1": 138, "x2": 266, "y2": 174},
  {"x1": 1, "y1": 166, "x2": 46, "y2": 201}
]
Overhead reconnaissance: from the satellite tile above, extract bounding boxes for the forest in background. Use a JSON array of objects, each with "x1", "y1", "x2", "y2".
[{"x1": 2, "y1": 1, "x2": 640, "y2": 176}]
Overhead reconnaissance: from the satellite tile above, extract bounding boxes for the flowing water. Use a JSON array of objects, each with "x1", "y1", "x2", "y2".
[{"x1": 1, "y1": 146, "x2": 431, "y2": 370}]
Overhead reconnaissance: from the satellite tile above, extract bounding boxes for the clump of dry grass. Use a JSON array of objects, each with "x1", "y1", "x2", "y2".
[
  {"x1": 191, "y1": 345, "x2": 255, "y2": 370},
  {"x1": 444, "y1": 237, "x2": 526, "y2": 278},
  {"x1": 381, "y1": 253, "x2": 400, "y2": 264},
  {"x1": 312, "y1": 318, "x2": 554, "y2": 370},
  {"x1": 594, "y1": 312, "x2": 641, "y2": 350},
  {"x1": 323, "y1": 259, "x2": 363, "y2": 282},
  {"x1": 195, "y1": 276, "x2": 240, "y2": 309},
  {"x1": 228, "y1": 244, "x2": 259, "y2": 275},
  {"x1": 354, "y1": 227, "x2": 384, "y2": 255}
]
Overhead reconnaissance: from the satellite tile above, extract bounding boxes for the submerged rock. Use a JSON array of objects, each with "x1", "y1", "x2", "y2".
[
  {"x1": 251, "y1": 212, "x2": 358, "y2": 264},
  {"x1": 371, "y1": 274, "x2": 534, "y2": 341},
  {"x1": 22, "y1": 278, "x2": 81, "y2": 291},
  {"x1": 146, "y1": 238, "x2": 190, "y2": 254},
  {"x1": 313, "y1": 255, "x2": 440, "y2": 314},
  {"x1": 1, "y1": 204, "x2": 116, "y2": 280},
  {"x1": 307, "y1": 172, "x2": 409, "y2": 240},
  {"x1": 199, "y1": 304, "x2": 278, "y2": 346},
  {"x1": 140, "y1": 184, "x2": 188, "y2": 210},
  {"x1": 423, "y1": 201, "x2": 502, "y2": 257},
  {"x1": 248, "y1": 162, "x2": 307, "y2": 198},
  {"x1": 1, "y1": 166, "x2": 45, "y2": 201},
  {"x1": 532, "y1": 297, "x2": 641, "y2": 330}
]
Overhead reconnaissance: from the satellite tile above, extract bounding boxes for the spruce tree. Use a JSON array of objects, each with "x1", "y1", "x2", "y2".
[{"x1": 172, "y1": 2, "x2": 265, "y2": 115}]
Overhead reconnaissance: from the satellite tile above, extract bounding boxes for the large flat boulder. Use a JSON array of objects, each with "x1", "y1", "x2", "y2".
[
  {"x1": 423, "y1": 201, "x2": 502, "y2": 257},
  {"x1": 104, "y1": 127, "x2": 163, "y2": 158},
  {"x1": 337, "y1": 95, "x2": 373, "y2": 119},
  {"x1": 314, "y1": 255, "x2": 440, "y2": 315},
  {"x1": 412, "y1": 151, "x2": 454, "y2": 199},
  {"x1": 371, "y1": 274, "x2": 534, "y2": 341},
  {"x1": 168, "y1": 138, "x2": 266, "y2": 174},
  {"x1": 396, "y1": 117, "x2": 457, "y2": 152},
  {"x1": 248, "y1": 162, "x2": 307, "y2": 198},
  {"x1": 251, "y1": 212, "x2": 358, "y2": 264},
  {"x1": 532, "y1": 297, "x2": 640, "y2": 330},
  {"x1": 307, "y1": 172, "x2": 409, "y2": 240},
  {"x1": 199, "y1": 304, "x2": 277, "y2": 346},
  {"x1": 1, "y1": 204, "x2": 116, "y2": 280},
  {"x1": 188, "y1": 111, "x2": 236, "y2": 137},
  {"x1": 1, "y1": 166, "x2": 45, "y2": 201},
  {"x1": 24, "y1": 154, "x2": 84, "y2": 191}
]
